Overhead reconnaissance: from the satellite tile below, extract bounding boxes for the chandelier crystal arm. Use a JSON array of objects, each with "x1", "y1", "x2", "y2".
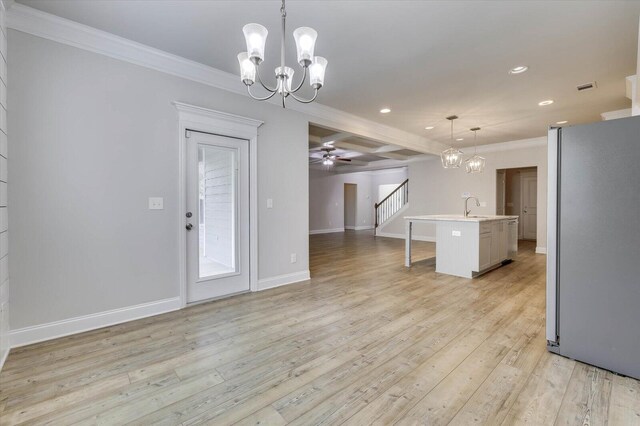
[
  {"x1": 247, "y1": 84, "x2": 278, "y2": 101},
  {"x1": 255, "y1": 64, "x2": 278, "y2": 93},
  {"x1": 289, "y1": 88, "x2": 319, "y2": 104}
]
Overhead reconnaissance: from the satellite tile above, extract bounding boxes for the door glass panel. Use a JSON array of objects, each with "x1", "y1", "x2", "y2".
[{"x1": 198, "y1": 144, "x2": 237, "y2": 279}]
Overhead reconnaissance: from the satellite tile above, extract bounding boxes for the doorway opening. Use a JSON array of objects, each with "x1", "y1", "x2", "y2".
[
  {"x1": 344, "y1": 183, "x2": 357, "y2": 231},
  {"x1": 496, "y1": 167, "x2": 537, "y2": 241}
]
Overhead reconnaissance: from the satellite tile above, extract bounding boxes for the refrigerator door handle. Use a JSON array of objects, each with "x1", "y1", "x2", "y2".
[{"x1": 546, "y1": 127, "x2": 560, "y2": 346}]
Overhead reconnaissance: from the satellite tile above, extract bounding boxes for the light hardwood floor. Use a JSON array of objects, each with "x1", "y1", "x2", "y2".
[{"x1": 1, "y1": 231, "x2": 639, "y2": 425}]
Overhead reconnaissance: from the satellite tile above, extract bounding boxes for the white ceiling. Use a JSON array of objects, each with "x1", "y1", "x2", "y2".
[{"x1": 17, "y1": 0, "x2": 640, "y2": 145}]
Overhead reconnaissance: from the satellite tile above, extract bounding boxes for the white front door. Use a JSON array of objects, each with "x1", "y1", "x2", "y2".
[
  {"x1": 521, "y1": 172, "x2": 537, "y2": 240},
  {"x1": 186, "y1": 130, "x2": 250, "y2": 303}
]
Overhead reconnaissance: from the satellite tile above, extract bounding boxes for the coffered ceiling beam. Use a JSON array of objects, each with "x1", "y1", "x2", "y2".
[{"x1": 321, "y1": 132, "x2": 353, "y2": 145}]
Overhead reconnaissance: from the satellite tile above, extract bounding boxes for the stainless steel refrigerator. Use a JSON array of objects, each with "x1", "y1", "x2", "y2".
[{"x1": 547, "y1": 115, "x2": 640, "y2": 380}]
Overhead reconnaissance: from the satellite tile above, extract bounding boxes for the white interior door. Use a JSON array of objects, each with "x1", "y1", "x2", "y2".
[
  {"x1": 521, "y1": 172, "x2": 537, "y2": 240},
  {"x1": 186, "y1": 130, "x2": 250, "y2": 303}
]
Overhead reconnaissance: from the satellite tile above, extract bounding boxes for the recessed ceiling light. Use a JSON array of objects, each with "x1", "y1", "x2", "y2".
[
  {"x1": 456, "y1": 138, "x2": 464, "y2": 141},
  {"x1": 380, "y1": 108, "x2": 391, "y2": 114},
  {"x1": 509, "y1": 65, "x2": 528, "y2": 74},
  {"x1": 425, "y1": 126, "x2": 434, "y2": 130},
  {"x1": 556, "y1": 120, "x2": 568, "y2": 125},
  {"x1": 538, "y1": 100, "x2": 554, "y2": 106}
]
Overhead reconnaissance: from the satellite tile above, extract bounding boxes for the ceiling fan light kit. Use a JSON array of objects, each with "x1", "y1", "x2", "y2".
[{"x1": 237, "y1": 0, "x2": 328, "y2": 107}]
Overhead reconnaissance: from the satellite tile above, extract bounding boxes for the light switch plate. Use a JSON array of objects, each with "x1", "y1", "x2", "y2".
[
  {"x1": 267, "y1": 198, "x2": 273, "y2": 209},
  {"x1": 461, "y1": 192, "x2": 471, "y2": 198},
  {"x1": 480, "y1": 201, "x2": 487, "y2": 207},
  {"x1": 148, "y1": 197, "x2": 164, "y2": 210}
]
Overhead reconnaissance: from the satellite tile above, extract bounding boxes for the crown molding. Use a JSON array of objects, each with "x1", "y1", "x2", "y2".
[
  {"x1": 7, "y1": 3, "x2": 446, "y2": 156},
  {"x1": 173, "y1": 101, "x2": 264, "y2": 129},
  {"x1": 600, "y1": 108, "x2": 631, "y2": 121},
  {"x1": 474, "y1": 136, "x2": 546, "y2": 153}
]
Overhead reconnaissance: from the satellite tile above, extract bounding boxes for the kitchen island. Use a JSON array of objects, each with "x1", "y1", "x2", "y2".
[{"x1": 405, "y1": 215, "x2": 519, "y2": 278}]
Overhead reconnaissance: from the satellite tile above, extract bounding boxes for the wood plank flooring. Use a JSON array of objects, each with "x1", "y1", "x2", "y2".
[{"x1": 1, "y1": 231, "x2": 639, "y2": 425}]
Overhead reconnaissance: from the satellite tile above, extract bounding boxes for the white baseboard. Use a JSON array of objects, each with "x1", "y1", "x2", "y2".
[
  {"x1": 309, "y1": 228, "x2": 344, "y2": 235},
  {"x1": 535, "y1": 247, "x2": 547, "y2": 254},
  {"x1": 376, "y1": 231, "x2": 436, "y2": 242},
  {"x1": 345, "y1": 225, "x2": 373, "y2": 231},
  {"x1": 257, "y1": 270, "x2": 310, "y2": 291},
  {"x1": 0, "y1": 346, "x2": 8, "y2": 371},
  {"x1": 9, "y1": 297, "x2": 182, "y2": 348}
]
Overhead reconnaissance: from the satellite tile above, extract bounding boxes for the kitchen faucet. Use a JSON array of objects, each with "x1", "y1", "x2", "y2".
[{"x1": 464, "y1": 196, "x2": 480, "y2": 217}]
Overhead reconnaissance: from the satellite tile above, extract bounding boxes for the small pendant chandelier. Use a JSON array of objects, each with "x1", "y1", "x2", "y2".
[
  {"x1": 441, "y1": 115, "x2": 463, "y2": 168},
  {"x1": 236, "y1": 0, "x2": 328, "y2": 108},
  {"x1": 465, "y1": 127, "x2": 486, "y2": 174}
]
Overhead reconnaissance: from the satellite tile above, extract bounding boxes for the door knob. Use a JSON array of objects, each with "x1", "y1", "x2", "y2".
[{"x1": 186, "y1": 223, "x2": 193, "y2": 231}]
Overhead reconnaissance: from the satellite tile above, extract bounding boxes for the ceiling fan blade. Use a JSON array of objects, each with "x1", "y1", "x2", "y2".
[{"x1": 337, "y1": 158, "x2": 352, "y2": 162}]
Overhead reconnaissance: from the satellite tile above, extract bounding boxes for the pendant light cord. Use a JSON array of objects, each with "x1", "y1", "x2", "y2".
[
  {"x1": 474, "y1": 130, "x2": 477, "y2": 155},
  {"x1": 450, "y1": 118, "x2": 454, "y2": 147}
]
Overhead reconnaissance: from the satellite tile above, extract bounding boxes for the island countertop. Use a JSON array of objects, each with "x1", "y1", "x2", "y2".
[{"x1": 404, "y1": 214, "x2": 519, "y2": 223}]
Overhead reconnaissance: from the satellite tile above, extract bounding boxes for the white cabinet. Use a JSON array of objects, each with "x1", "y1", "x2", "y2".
[
  {"x1": 498, "y1": 221, "x2": 508, "y2": 261},
  {"x1": 490, "y1": 222, "x2": 500, "y2": 265},
  {"x1": 476, "y1": 219, "x2": 514, "y2": 274},
  {"x1": 479, "y1": 233, "x2": 492, "y2": 271}
]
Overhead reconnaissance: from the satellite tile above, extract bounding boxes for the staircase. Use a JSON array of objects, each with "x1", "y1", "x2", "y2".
[{"x1": 375, "y1": 179, "x2": 408, "y2": 234}]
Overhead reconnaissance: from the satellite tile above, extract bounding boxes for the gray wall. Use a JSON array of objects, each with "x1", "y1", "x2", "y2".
[
  {"x1": 8, "y1": 31, "x2": 310, "y2": 329},
  {"x1": 0, "y1": 1, "x2": 8, "y2": 363},
  {"x1": 380, "y1": 140, "x2": 548, "y2": 249},
  {"x1": 309, "y1": 168, "x2": 407, "y2": 232}
]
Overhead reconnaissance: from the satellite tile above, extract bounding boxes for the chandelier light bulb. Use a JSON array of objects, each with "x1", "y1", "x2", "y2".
[
  {"x1": 275, "y1": 66, "x2": 294, "y2": 94},
  {"x1": 293, "y1": 27, "x2": 317, "y2": 66},
  {"x1": 441, "y1": 115, "x2": 463, "y2": 168},
  {"x1": 310, "y1": 56, "x2": 328, "y2": 89},
  {"x1": 237, "y1": 52, "x2": 256, "y2": 86},
  {"x1": 242, "y1": 23, "x2": 268, "y2": 64},
  {"x1": 465, "y1": 127, "x2": 485, "y2": 173}
]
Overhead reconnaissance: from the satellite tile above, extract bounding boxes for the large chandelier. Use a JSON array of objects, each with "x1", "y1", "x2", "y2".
[
  {"x1": 441, "y1": 115, "x2": 464, "y2": 168},
  {"x1": 237, "y1": 0, "x2": 328, "y2": 108},
  {"x1": 465, "y1": 127, "x2": 485, "y2": 173}
]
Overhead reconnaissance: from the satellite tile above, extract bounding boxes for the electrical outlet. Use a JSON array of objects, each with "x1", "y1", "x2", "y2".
[
  {"x1": 452, "y1": 230, "x2": 461, "y2": 237},
  {"x1": 290, "y1": 253, "x2": 297, "y2": 263},
  {"x1": 480, "y1": 201, "x2": 487, "y2": 207},
  {"x1": 148, "y1": 197, "x2": 164, "y2": 210},
  {"x1": 461, "y1": 192, "x2": 471, "y2": 198}
]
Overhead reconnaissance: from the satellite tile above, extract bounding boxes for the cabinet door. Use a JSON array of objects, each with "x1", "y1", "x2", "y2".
[
  {"x1": 499, "y1": 221, "x2": 508, "y2": 261},
  {"x1": 479, "y1": 233, "x2": 492, "y2": 270},
  {"x1": 490, "y1": 223, "x2": 500, "y2": 265}
]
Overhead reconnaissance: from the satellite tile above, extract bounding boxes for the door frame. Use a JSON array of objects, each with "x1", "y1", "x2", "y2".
[
  {"x1": 520, "y1": 170, "x2": 537, "y2": 240},
  {"x1": 174, "y1": 102, "x2": 262, "y2": 307}
]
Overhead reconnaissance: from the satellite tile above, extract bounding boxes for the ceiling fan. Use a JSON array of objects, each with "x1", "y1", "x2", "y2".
[{"x1": 310, "y1": 146, "x2": 352, "y2": 166}]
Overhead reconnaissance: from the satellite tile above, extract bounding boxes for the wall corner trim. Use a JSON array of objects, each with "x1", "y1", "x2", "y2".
[
  {"x1": 257, "y1": 270, "x2": 310, "y2": 291},
  {"x1": 9, "y1": 297, "x2": 181, "y2": 348}
]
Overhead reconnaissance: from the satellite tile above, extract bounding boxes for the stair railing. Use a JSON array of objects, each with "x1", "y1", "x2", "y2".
[{"x1": 374, "y1": 179, "x2": 409, "y2": 233}]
